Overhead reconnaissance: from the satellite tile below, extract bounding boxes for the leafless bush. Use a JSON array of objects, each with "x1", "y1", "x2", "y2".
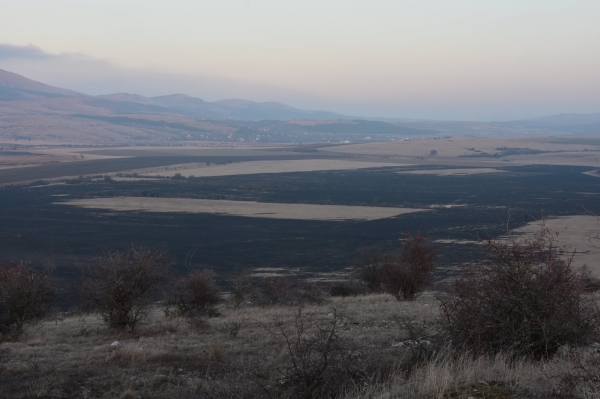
[
  {"x1": 259, "y1": 307, "x2": 363, "y2": 399},
  {"x1": 440, "y1": 228, "x2": 600, "y2": 359},
  {"x1": 381, "y1": 233, "x2": 435, "y2": 300},
  {"x1": 217, "y1": 319, "x2": 244, "y2": 337},
  {"x1": 0, "y1": 262, "x2": 54, "y2": 340},
  {"x1": 170, "y1": 270, "x2": 222, "y2": 326},
  {"x1": 82, "y1": 247, "x2": 172, "y2": 332}
]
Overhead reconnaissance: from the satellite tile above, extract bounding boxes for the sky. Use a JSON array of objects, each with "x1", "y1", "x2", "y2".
[{"x1": 1, "y1": 0, "x2": 600, "y2": 121}]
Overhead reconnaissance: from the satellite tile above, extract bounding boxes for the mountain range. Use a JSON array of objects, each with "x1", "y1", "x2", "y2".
[
  {"x1": 0, "y1": 69, "x2": 348, "y2": 121},
  {"x1": 0, "y1": 68, "x2": 598, "y2": 144}
]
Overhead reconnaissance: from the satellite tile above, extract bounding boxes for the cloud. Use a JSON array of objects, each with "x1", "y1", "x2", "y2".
[
  {"x1": 0, "y1": 43, "x2": 52, "y2": 60},
  {"x1": 0, "y1": 44, "x2": 331, "y2": 111},
  {"x1": 1, "y1": 43, "x2": 598, "y2": 121}
]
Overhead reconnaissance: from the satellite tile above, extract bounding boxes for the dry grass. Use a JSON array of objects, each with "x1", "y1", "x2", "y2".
[
  {"x1": 512, "y1": 215, "x2": 600, "y2": 277},
  {"x1": 131, "y1": 159, "x2": 409, "y2": 178},
  {"x1": 59, "y1": 197, "x2": 429, "y2": 221},
  {"x1": 0, "y1": 292, "x2": 599, "y2": 398},
  {"x1": 0, "y1": 293, "x2": 439, "y2": 398},
  {"x1": 343, "y1": 352, "x2": 557, "y2": 399},
  {"x1": 399, "y1": 168, "x2": 505, "y2": 176},
  {"x1": 323, "y1": 137, "x2": 600, "y2": 167}
]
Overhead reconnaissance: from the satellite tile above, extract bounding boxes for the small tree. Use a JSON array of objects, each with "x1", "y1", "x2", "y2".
[
  {"x1": 82, "y1": 247, "x2": 172, "y2": 332},
  {"x1": 171, "y1": 270, "x2": 221, "y2": 325},
  {"x1": 381, "y1": 234, "x2": 435, "y2": 300},
  {"x1": 439, "y1": 229, "x2": 599, "y2": 358},
  {"x1": 0, "y1": 262, "x2": 54, "y2": 340}
]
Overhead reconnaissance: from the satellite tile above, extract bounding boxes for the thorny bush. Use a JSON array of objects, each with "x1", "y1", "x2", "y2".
[
  {"x1": 439, "y1": 228, "x2": 600, "y2": 359},
  {"x1": 82, "y1": 247, "x2": 172, "y2": 332},
  {"x1": 170, "y1": 269, "x2": 222, "y2": 325},
  {"x1": 0, "y1": 262, "x2": 54, "y2": 340},
  {"x1": 380, "y1": 233, "x2": 435, "y2": 300},
  {"x1": 258, "y1": 307, "x2": 363, "y2": 399}
]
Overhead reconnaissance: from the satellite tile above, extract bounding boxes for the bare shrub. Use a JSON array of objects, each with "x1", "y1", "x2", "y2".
[
  {"x1": 0, "y1": 262, "x2": 54, "y2": 340},
  {"x1": 381, "y1": 233, "x2": 435, "y2": 300},
  {"x1": 170, "y1": 270, "x2": 222, "y2": 325},
  {"x1": 217, "y1": 319, "x2": 244, "y2": 337},
  {"x1": 439, "y1": 228, "x2": 599, "y2": 359},
  {"x1": 259, "y1": 308, "x2": 363, "y2": 399},
  {"x1": 82, "y1": 247, "x2": 172, "y2": 332}
]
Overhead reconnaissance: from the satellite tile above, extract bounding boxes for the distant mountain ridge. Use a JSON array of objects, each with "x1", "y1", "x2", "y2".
[
  {"x1": 97, "y1": 92, "x2": 348, "y2": 121},
  {"x1": 1, "y1": 68, "x2": 599, "y2": 144},
  {"x1": 0, "y1": 69, "x2": 84, "y2": 100},
  {"x1": 0, "y1": 68, "x2": 349, "y2": 121},
  {"x1": 505, "y1": 113, "x2": 600, "y2": 134}
]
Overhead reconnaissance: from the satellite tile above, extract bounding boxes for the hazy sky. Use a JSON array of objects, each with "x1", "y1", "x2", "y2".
[{"x1": 2, "y1": 0, "x2": 600, "y2": 120}]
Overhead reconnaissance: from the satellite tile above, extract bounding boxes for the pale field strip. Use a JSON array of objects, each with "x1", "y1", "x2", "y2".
[
  {"x1": 434, "y1": 239, "x2": 484, "y2": 245},
  {"x1": 399, "y1": 168, "x2": 505, "y2": 176},
  {"x1": 511, "y1": 215, "x2": 600, "y2": 277},
  {"x1": 128, "y1": 159, "x2": 410, "y2": 178},
  {"x1": 59, "y1": 197, "x2": 429, "y2": 221},
  {"x1": 583, "y1": 170, "x2": 600, "y2": 178},
  {"x1": 323, "y1": 137, "x2": 600, "y2": 157},
  {"x1": 429, "y1": 204, "x2": 468, "y2": 208},
  {"x1": 322, "y1": 137, "x2": 600, "y2": 167}
]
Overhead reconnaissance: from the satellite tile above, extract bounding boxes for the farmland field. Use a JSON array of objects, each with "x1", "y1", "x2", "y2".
[
  {"x1": 61, "y1": 197, "x2": 427, "y2": 221},
  {"x1": 1, "y1": 161, "x2": 599, "y2": 285},
  {"x1": 132, "y1": 159, "x2": 408, "y2": 178}
]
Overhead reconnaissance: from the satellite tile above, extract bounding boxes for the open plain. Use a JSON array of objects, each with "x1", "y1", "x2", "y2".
[{"x1": 61, "y1": 197, "x2": 427, "y2": 221}]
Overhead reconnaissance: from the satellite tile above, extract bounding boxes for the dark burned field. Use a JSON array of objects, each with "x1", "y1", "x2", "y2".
[{"x1": 0, "y1": 164, "x2": 599, "y2": 283}]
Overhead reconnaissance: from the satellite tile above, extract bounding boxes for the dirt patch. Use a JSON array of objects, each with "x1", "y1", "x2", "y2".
[{"x1": 59, "y1": 197, "x2": 429, "y2": 221}]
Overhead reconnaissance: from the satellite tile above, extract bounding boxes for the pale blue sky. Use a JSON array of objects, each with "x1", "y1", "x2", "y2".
[{"x1": 1, "y1": 0, "x2": 599, "y2": 120}]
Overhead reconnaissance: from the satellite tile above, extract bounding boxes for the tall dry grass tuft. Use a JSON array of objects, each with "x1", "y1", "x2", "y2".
[
  {"x1": 107, "y1": 344, "x2": 146, "y2": 364},
  {"x1": 344, "y1": 352, "x2": 547, "y2": 399}
]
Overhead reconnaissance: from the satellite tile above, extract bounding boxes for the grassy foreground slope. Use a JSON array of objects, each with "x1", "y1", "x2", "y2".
[{"x1": 1, "y1": 293, "x2": 599, "y2": 398}]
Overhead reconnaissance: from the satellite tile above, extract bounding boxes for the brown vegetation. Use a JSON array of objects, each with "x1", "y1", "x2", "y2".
[
  {"x1": 0, "y1": 262, "x2": 54, "y2": 341},
  {"x1": 168, "y1": 269, "x2": 222, "y2": 325},
  {"x1": 1, "y1": 226, "x2": 600, "y2": 398},
  {"x1": 81, "y1": 247, "x2": 172, "y2": 332},
  {"x1": 359, "y1": 233, "x2": 435, "y2": 300},
  {"x1": 440, "y1": 228, "x2": 600, "y2": 358}
]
